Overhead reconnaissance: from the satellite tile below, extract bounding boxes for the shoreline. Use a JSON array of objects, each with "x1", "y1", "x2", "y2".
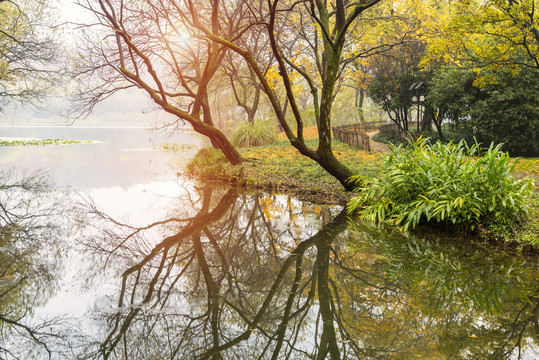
[{"x1": 183, "y1": 144, "x2": 538, "y2": 255}]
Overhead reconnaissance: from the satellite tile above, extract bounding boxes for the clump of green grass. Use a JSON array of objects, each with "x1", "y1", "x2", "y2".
[
  {"x1": 483, "y1": 189, "x2": 539, "y2": 248},
  {"x1": 230, "y1": 120, "x2": 277, "y2": 147},
  {"x1": 348, "y1": 138, "x2": 535, "y2": 232}
]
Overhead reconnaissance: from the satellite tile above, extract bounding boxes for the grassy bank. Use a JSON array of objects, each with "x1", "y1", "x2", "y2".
[
  {"x1": 185, "y1": 139, "x2": 383, "y2": 205},
  {"x1": 183, "y1": 139, "x2": 538, "y2": 253}
]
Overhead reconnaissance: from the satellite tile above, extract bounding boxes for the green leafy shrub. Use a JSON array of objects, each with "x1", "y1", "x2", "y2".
[
  {"x1": 230, "y1": 120, "x2": 277, "y2": 147},
  {"x1": 348, "y1": 138, "x2": 534, "y2": 231}
]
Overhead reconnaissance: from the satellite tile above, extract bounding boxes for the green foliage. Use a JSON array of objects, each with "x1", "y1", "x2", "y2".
[
  {"x1": 483, "y1": 188, "x2": 539, "y2": 248},
  {"x1": 348, "y1": 138, "x2": 534, "y2": 231},
  {"x1": 467, "y1": 68, "x2": 539, "y2": 157},
  {"x1": 428, "y1": 67, "x2": 539, "y2": 156},
  {"x1": 371, "y1": 124, "x2": 468, "y2": 146},
  {"x1": 367, "y1": 38, "x2": 426, "y2": 131},
  {"x1": 230, "y1": 120, "x2": 277, "y2": 147}
]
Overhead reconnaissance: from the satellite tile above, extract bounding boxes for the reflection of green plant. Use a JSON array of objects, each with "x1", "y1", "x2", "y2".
[
  {"x1": 230, "y1": 120, "x2": 276, "y2": 147},
  {"x1": 348, "y1": 138, "x2": 534, "y2": 231},
  {"x1": 347, "y1": 222, "x2": 539, "y2": 358},
  {"x1": 377, "y1": 231, "x2": 535, "y2": 314}
]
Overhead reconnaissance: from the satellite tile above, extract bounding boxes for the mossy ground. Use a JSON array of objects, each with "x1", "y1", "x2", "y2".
[
  {"x1": 182, "y1": 138, "x2": 538, "y2": 253},
  {"x1": 185, "y1": 138, "x2": 383, "y2": 205}
]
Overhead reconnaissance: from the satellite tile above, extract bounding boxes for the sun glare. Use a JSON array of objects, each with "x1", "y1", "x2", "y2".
[{"x1": 175, "y1": 31, "x2": 191, "y2": 46}]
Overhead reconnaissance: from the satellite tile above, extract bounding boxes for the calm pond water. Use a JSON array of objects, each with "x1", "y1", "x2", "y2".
[{"x1": 0, "y1": 126, "x2": 537, "y2": 359}]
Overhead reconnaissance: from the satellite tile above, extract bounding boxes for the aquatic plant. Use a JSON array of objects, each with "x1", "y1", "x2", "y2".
[
  {"x1": 0, "y1": 139, "x2": 91, "y2": 147},
  {"x1": 348, "y1": 138, "x2": 534, "y2": 231},
  {"x1": 159, "y1": 142, "x2": 194, "y2": 152}
]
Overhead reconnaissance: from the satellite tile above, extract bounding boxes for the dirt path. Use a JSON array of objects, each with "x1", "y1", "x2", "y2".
[{"x1": 365, "y1": 131, "x2": 390, "y2": 154}]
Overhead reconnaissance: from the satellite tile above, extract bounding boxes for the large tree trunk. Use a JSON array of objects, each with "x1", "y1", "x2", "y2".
[
  {"x1": 314, "y1": 45, "x2": 356, "y2": 190},
  {"x1": 316, "y1": 152, "x2": 356, "y2": 190},
  {"x1": 202, "y1": 93, "x2": 221, "y2": 149},
  {"x1": 421, "y1": 110, "x2": 432, "y2": 132},
  {"x1": 191, "y1": 120, "x2": 243, "y2": 165}
]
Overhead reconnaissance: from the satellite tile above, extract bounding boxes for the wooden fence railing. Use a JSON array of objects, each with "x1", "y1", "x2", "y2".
[
  {"x1": 332, "y1": 126, "x2": 371, "y2": 151},
  {"x1": 332, "y1": 121, "x2": 394, "y2": 151},
  {"x1": 333, "y1": 121, "x2": 424, "y2": 150},
  {"x1": 335, "y1": 120, "x2": 389, "y2": 133}
]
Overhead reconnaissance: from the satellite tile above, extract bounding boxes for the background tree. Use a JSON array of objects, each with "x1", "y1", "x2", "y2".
[
  {"x1": 220, "y1": 27, "x2": 278, "y2": 147},
  {"x1": 341, "y1": 0, "x2": 426, "y2": 125},
  {"x1": 359, "y1": 0, "x2": 453, "y2": 136},
  {"x1": 73, "y1": 0, "x2": 249, "y2": 164},
  {"x1": 428, "y1": 66, "x2": 539, "y2": 156},
  {"x1": 424, "y1": 0, "x2": 539, "y2": 76},
  {"x1": 419, "y1": 70, "x2": 446, "y2": 139},
  {"x1": 418, "y1": 0, "x2": 539, "y2": 153},
  {"x1": 221, "y1": 29, "x2": 274, "y2": 125},
  {"x1": 0, "y1": 0, "x2": 60, "y2": 109},
  {"x1": 367, "y1": 40, "x2": 425, "y2": 132},
  {"x1": 204, "y1": 0, "x2": 384, "y2": 190}
]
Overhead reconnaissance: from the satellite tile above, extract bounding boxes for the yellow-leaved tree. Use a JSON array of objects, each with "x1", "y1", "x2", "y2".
[
  {"x1": 423, "y1": 0, "x2": 539, "y2": 78},
  {"x1": 75, "y1": 0, "x2": 392, "y2": 190}
]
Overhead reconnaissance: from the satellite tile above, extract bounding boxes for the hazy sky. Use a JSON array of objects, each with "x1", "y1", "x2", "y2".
[{"x1": 1, "y1": 0, "x2": 176, "y2": 127}]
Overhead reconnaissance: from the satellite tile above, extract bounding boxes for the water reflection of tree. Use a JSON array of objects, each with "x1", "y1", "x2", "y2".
[
  {"x1": 0, "y1": 171, "x2": 73, "y2": 359},
  {"x1": 87, "y1": 184, "x2": 343, "y2": 359},
  {"x1": 89, "y1": 184, "x2": 538, "y2": 359},
  {"x1": 342, "y1": 223, "x2": 539, "y2": 359}
]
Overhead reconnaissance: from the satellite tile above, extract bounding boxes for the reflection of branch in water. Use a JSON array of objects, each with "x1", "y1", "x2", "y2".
[
  {"x1": 90, "y1": 183, "x2": 539, "y2": 359},
  {"x1": 316, "y1": 239, "x2": 340, "y2": 360},
  {"x1": 0, "y1": 170, "x2": 51, "y2": 224},
  {"x1": 92, "y1": 180, "x2": 351, "y2": 359},
  {"x1": 85, "y1": 199, "x2": 195, "y2": 268},
  {"x1": 122, "y1": 188, "x2": 238, "y2": 280},
  {"x1": 99, "y1": 186, "x2": 238, "y2": 359},
  {"x1": 0, "y1": 171, "x2": 80, "y2": 359},
  {"x1": 487, "y1": 293, "x2": 539, "y2": 359},
  {"x1": 200, "y1": 209, "x2": 349, "y2": 360}
]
